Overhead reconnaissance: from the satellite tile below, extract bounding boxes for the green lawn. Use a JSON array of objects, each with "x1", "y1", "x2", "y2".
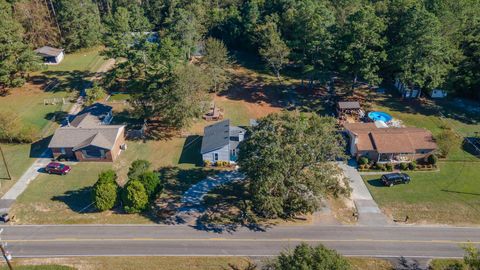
[
  {"x1": 371, "y1": 90, "x2": 480, "y2": 161},
  {"x1": 429, "y1": 259, "x2": 466, "y2": 270},
  {"x1": 362, "y1": 162, "x2": 480, "y2": 225},
  {"x1": 5, "y1": 257, "x2": 393, "y2": 270},
  {"x1": 45, "y1": 46, "x2": 107, "y2": 73}
]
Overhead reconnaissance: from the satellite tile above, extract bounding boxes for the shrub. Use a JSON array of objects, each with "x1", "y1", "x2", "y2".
[
  {"x1": 0, "y1": 111, "x2": 38, "y2": 143},
  {"x1": 97, "y1": 170, "x2": 117, "y2": 185},
  {"x1": 85, "y1": 83, "x2": 107, "y2": 105},
  {"x1": 358, "y1": 156, "x2": 369, "y2": 165},
  {"x1": 400, "y1": 162, "x2": 409, "y2": 170},
  {"x1": 409, "y1": 161, "x2": 417, "y2": 170},
  {"x1": 435, "y1": 129, "x2": 458, "y2": 158},
  {"x1": 265, "y1": 243, "x2": 351, "y2": 270},
  {"x1": 216, "y1": 161, "x2": 230, "y2": 167},
  {"x1": 122, "y1": 180, "x2": 148, "y2": 213},
  {"x1": 137, "y1": 171, "x2": 162, "y2": 200},
  {"x1": 204, "y1": 160, "x2": 212, "y2": 167},
  {"x1": 427, "y1": 154, "x2": 438, "y2": 165},
  {"x1": 375, "y1": 163, "x2": 385, "y2": 171},
  {"x1": 385, "y1": 163, "x2": 393, "y2": 171},
  {"x1": 93, "y1": 181, "x2": 118, "y2": 211},
  {"x1": 128, "y1": 160, "x2": 151, "y2": 180}
]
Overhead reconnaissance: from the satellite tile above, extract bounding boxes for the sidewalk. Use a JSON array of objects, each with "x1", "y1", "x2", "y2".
[{"x1": 339, "y1": 160, "x2": 391, "y2": 226}]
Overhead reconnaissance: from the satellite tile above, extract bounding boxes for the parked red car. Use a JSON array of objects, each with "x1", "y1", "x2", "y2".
[{"x1": 45, "y1": 162, "x2": 71, "y2": 175}]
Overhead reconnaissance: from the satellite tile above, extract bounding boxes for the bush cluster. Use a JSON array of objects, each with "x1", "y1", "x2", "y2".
[{"x1": 92, "y1": 159, "x2": 162, "y2": 213}]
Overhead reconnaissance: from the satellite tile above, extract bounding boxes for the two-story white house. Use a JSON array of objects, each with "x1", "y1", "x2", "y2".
[{"x1": 200, "y1": 119, "x2": 245, "y2": 164}]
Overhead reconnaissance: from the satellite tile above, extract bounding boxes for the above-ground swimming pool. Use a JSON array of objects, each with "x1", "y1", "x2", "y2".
[{"x1": 368, "y1": 111, "x2": 393, "y2": 122}]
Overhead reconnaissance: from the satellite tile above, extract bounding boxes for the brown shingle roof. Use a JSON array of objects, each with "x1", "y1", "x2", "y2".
[{"x1": 345, "y1": 123, "x2": 437, "y2": 153}]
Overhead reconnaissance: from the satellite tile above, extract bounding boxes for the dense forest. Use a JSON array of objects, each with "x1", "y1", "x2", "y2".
[{"x1": 1, "y1": 0, "x2": 479, "y2": 102}]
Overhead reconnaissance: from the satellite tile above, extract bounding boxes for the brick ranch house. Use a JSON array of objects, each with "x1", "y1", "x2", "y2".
[
  {"x1": 344, "y1": 122, "x2": 437, "y2": 163},
  {"x1": 48, "y1": 103, "x2": 126, "y2": 162}
]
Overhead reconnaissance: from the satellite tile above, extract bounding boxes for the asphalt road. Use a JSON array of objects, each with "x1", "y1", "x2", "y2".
[{"x1": 1, "y1": 224, "x2": 479, "y2": 258}]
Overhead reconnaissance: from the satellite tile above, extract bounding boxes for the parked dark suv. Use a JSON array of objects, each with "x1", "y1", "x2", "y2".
[
  {"x1": 381, "y1": 173, "x2": 410, "y2": 187},
  {"x1": 45, "y1": 162, "x2": 71, "y2": 175}
]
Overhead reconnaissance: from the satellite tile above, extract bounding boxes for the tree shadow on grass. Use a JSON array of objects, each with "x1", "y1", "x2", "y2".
[
  {"x1": 51, "y1": 186, "x2": 97, "y2": 214},
  {"x1": 42, "y1": 70, "x2": 95, "y2": 93},
  {"x1": 192, "y1": 181, "x2": 270, "y2": 233},
  {"x1": 45, "y1": 111, "x2": 69, "y2": 125},
  {"x1": 178, "y1": 135, "x2": 203, "y2": 166}
]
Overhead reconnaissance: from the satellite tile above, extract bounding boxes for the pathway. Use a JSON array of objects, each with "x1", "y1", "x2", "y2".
[
  {"x1": 339, "y1": 160, "x2": 391, "y2": 226},
  {"x1": 0, "y1": 58, "x2": 116, "y2": 213},
  {"x1": 176, "y1": 171, "x2": 245, "y2": 222}
]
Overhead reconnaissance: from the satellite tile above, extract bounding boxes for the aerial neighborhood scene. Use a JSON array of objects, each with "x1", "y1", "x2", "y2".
[{"x1": 0, "y1": 0, "x2": 480, "y2": 269}]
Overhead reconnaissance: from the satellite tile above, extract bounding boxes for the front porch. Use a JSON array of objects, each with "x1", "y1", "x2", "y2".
[{"x1": 376, "y1": 153, "x2": 414, "y2": 163}]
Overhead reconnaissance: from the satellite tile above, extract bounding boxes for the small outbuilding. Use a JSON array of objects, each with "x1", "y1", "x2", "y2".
[
  {"x1": 429, "y1": 89, "x2": 448, "y2": 99},
  {"x1": 35, "y1": 46, "x2": 65, "y2": 64},
  {"x1": 337, "y1": 101, "x2": 362, "y2": 120}
]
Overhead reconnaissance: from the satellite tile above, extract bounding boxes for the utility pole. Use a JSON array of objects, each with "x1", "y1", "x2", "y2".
[
  {"x1": 0, "y1": 229, "x2": 13, "y2": 270},
  {"x1": 0, "y1": 145, "x2": 11, "y2": 181}
]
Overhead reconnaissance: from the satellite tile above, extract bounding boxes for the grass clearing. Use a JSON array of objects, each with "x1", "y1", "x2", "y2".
[
  {"x1": 3, "y1": 257, "x2": 394, "y2": 270},
  {"x1": 2, "y1": 257, "x2": 252, "y2": 270},
  {"x1": 44, "y1": 46, "x2": 107, "y2": 73},
  {"x1": 362, "y1": 162, "x2": 480, "y2": 225},
  {"x1": 348, "y1": 257, "x2": 394, "y2": 270},
  {"x1": 429, "y1": 259, "x2": 466, "y2": 270}
]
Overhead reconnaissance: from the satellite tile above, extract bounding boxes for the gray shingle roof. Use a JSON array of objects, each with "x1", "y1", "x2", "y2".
[
  {"x1": 34, "y1": 46, "x2": 63, "y2": 57},
  {"x1": 201, "y1": 120, "x2": 246, "y2": 154},
  {"x1": 338, "y1": 101, "x2": 361, "y2": 110},
  {"x1": 201, "y1": 120, "x2": 230, "y2": 154},
  {"x1": 48, "y1": 126, "x2": 124, "y2": 150},
  {"x1": 70, "y1": 103, "x2": 112, "y2": 128}
]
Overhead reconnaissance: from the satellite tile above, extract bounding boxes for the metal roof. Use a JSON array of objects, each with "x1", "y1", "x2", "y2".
[{"x1": 34, "y1": 46, "x2": 64, "y2": 57}]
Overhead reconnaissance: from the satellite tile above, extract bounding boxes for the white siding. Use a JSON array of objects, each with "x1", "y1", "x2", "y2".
[{"x1": 202, "y1": 144, "x2": 230, "y2": 163}]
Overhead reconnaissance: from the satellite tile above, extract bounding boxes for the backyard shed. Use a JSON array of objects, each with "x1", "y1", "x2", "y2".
[{"x1": 35, "y1": 46, "x2": 64, "y2": 64}]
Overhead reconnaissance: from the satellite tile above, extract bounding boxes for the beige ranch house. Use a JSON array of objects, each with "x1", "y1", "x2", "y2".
[
  {"x1": 48, "y1": 103, "x2": 126, "y2": 162},
  {"x1": 344, "y1": 122, "x2": 437, "y2": 163}
]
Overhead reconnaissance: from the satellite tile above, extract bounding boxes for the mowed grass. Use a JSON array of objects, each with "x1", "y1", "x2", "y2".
[
  {"x1": 2, "y1": 257, "x2": 252, "y2": 270},
  {"x1": 2, "y1": 257, "x2": 394, "y2": 270},
  {"x1": 362, "y1": 162, "x2": 480, "y2": 225},
  {"x1": 44, "y1": 46, "x2": 107, "y2": 73},
  {"x1": 0, "y1": 47, "x2": 108, "y2": 191}
]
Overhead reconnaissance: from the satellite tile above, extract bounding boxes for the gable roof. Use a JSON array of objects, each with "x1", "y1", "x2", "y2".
[
  {"x1": 35, "y1": 46, "x2": 63, "y2": 57},
  {"x1": 48, "y1": 126, "x2": 124, "y2": 150},
  {"x1": 345, "y1": 123, "x2": 437, "y2": 153},
  {"x1": 70, "y1": 103, "x2": 112, "y2": 128},
  {"x1": 201, "y1": 120, "x2": 230, "y2": 154},
  {"x1": 200, "y1": 120, "x2": 246, "y2": 154}
]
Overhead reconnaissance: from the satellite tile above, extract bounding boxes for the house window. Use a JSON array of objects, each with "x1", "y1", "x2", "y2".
[
  {"x1": 60, "y1": 148, "x2": 66, "y2": 155},
  {"x1": 82, "y1": 148, "x2": 106, "y2": 159},
  {"x1": 213, "y1": 153, "x2": 219, "y2": 161}
]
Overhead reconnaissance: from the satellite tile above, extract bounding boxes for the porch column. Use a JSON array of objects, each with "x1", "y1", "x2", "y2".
[{"x1": 390, "y1": 153, "x2": 394, "y2": 162}]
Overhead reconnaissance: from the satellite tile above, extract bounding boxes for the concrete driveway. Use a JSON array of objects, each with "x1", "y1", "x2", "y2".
[{"x1": 339, "y1": 160, "x2": 391, "y2": 226}]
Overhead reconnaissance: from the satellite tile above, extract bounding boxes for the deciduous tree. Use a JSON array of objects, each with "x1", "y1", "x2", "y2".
[
  {"x1": 257, "y1": 17, "x2": 290, "y2": 80},
  {"x1": 203, "y1": 37, "x2": 231, "y2": 93},
  {"x1": 238, "y1": 112, "x2": 349, "y2": 218}
]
